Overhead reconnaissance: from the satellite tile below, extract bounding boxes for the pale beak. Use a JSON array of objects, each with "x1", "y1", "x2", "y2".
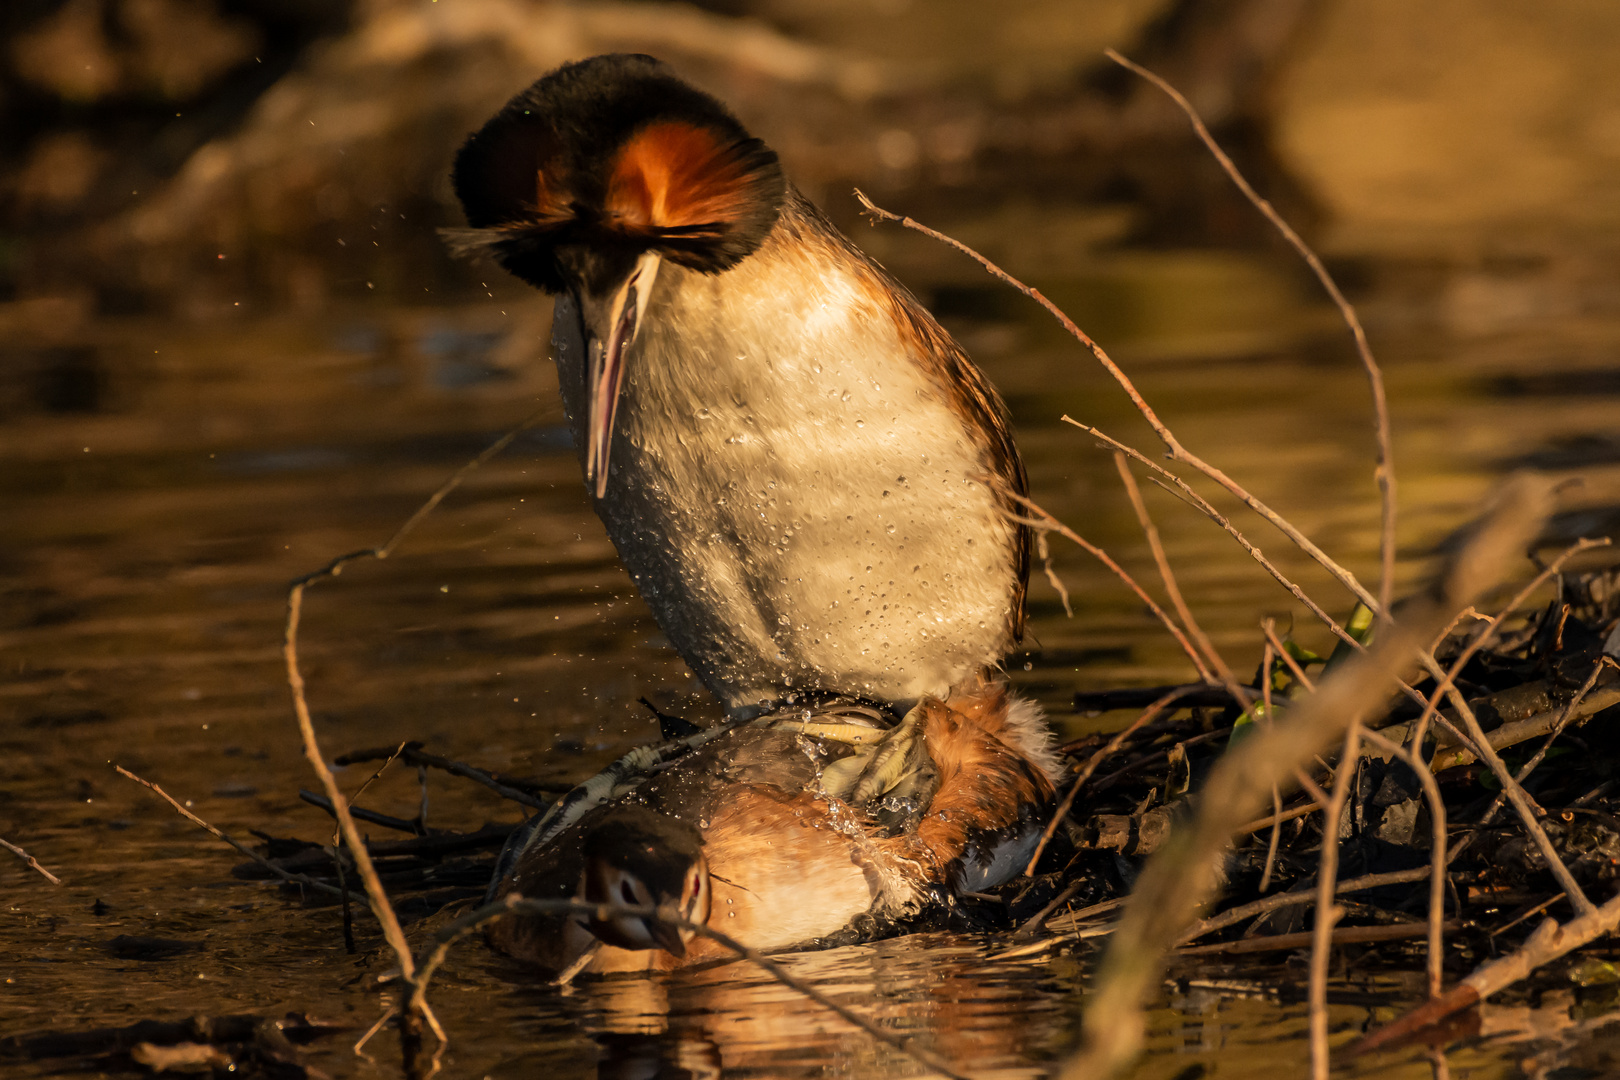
[{"x1": 585, "y1": 250, "x2": 662, "y2": 499}]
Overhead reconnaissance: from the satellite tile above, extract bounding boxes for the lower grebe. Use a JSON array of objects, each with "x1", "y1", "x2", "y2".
[{"x1": 486, "y1": 678, "x2": 1058, "y2": 976}]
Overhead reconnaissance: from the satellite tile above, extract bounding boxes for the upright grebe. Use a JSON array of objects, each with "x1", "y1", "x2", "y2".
[{"x1": 450, "y1": 54, "x2": 1030, "y2": 721}]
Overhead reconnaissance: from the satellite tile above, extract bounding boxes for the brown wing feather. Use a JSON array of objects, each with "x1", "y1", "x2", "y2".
[{"x1": 910, "y1": 691, "x2": 1055, "y2": 875}]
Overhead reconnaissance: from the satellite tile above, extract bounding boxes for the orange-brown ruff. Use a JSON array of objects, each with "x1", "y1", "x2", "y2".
[
  {"x1": 487, "y1": 680, "x2": 1056, "y2": 975},
  {"x1": 452, "y1": 55, "x2": 1030, "y2": 717}
]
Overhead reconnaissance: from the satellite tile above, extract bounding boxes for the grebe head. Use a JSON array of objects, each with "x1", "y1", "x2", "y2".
[
  {"x1": 579, "y1": 805, "x2": 712, "y2": 957},
  {"x1": 449, "y1": 53, "x2": 786, "y2": 497}
]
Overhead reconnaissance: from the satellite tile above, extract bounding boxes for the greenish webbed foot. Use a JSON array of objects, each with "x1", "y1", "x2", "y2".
[{"x1": 797, "y1": 706, "x2": 940, "y2": 828}]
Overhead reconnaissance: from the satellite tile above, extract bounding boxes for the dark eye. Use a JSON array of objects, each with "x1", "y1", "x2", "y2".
[{"x1": 621, "y1": 881, "x2": 637, "y2": 904}]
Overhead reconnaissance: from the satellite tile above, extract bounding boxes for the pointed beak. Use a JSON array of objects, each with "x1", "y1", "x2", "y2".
[
  {"x1": 585, "y1": 250, "x2": 662, "y2": 499},
  {"x1": 648, "y1": 912, "x2": 689, "y2": 958}
]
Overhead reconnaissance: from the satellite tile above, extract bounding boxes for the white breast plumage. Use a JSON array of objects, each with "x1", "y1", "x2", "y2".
[{"x1": 551, "y1": 226, "x2": 1020, "y2": 715}]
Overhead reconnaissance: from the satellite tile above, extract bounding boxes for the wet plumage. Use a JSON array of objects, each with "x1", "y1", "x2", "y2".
[
  {"x1": 451, "y1": 54, "x2": 1030, "y2": 717},
  {"x1": 486, "y1": 681, "x2": 1057, "y2": 976}
]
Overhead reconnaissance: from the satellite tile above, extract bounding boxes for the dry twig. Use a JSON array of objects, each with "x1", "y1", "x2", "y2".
[
  {"x1": 1309, "y1": 723, "x2": 1363, "y2": 1080},
  {"x1": 1178, "y1": 866, "x2": 1431, "y2": 943},
  {"x1": 1359, "y1": 727, "x2": 1448, "y2": 999},
  {"x1": 1036, "y1": 530, "x2": 1073, "y2": 617},
  {"x1": 115, "y1": 766, "x2": 342, "y2": 898},
  {"x1": 1104, "y1": 48, "x2": 1397, "y2": 617},
  {"x1": 336, "y1": 744, "x2": 551, "y2": 811},
  {"x1": 280, "y1": 409, "x2": 547, "y2": 1058},
  {"x1": 1062, "y1": 475, "x2": 1550, "y2": 1080},
  {"x1": 1113, "y1": 452, "x2": 1247, "y2": 705},
  {"x1": 1071, "y1": 420, "x2": 1364, "y2": 654},
  {"x1": 1024, "y1": 685, "x2": 1203, "y2": 876},
  {"x1": 1179, "y1": 921, "x2": 1457, "y2": 957},
  {"x1": 999, "y1": 492, "x2": 1215, "y2": 682},
  {"x1": 0, "y1": 835, "x2": 61, "y2": 886},
  {"x1": 1258, "y1": 640, "x2": 1283, "y2": 893},
  {"x1": 287, "y1": 587, "x2": 440, "y2": 1050}
]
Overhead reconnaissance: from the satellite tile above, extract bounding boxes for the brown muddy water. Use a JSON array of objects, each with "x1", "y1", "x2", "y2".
[{"x1": 4, "y1": 221, "x2": 1620, "y2": 1079}]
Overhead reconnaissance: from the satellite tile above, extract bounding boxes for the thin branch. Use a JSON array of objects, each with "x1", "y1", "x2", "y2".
[
  {"x1": 1024, "y1": 685, "x2": 1202, "y2": 877},
  {"x1": 1360, "y1": 727, "x2": 1448, "y2": 999},
  {"x1": 115, "y1": 765, "x2": 343, "y2": 897},
  {"x1": 1236, "y1": 796, "x2": 1323, "y2": 836},
  {"x1": 0, "y1": 835, "x2": 61, "y2": 885},
  {"x1": 411, "y1": 895, "x2": 976, "y2": 1080},
  {"x1": 1258, "y1": 640, "x2": 1282, "y2": 893},
  {"x1": 286, "y1": 588, "x2": 422, "y2": 977},
  {"x1": 337, "y1": 741, "x2": 411, "y2": 844},
  {"x1": 278, "y1": 413, "x2": 545, "y2": 1054},
  {"x1": 1113, "y1": 451, "x2": 1247, "y2": 706},
  {"x1": 1262, "y1": 621, "x2": 1317, "y2": 694},
  {"x1": 1090, "y1": 725, "x2": 1233, "y2": 794},
  {"x1": 354, "y1": 1006, "x2": 398, "y2": 1055},
  {"x1": 335, "y1": 744, "x2": 553, "y2": 810},
  {"x1": 1489, "y1": 893, "x2": 1564, "y2": 939},
  {"x1": 999, "y1": 491, "x2": 1215, "y2": 682},
  {"x1": 1409, "y1": 537, "x2": 1610, "y2": 751},
  {"x1": 398, "y1": 747, "x2": 550, "y2": 811},
  {"x1": 1013, "y1": 879, "x2": 1088, "y2": 940},
  {"x1": 858, "y1": 188, "x2": 1378, "y2": 619},
  {"x1": 1293, "y1": 767, "x2": 1331, "y2": 808},
  {"x1": 1180, "y1": 921, "x2": 1456, "y2": 957},
  {"x1": 1037, "y1": 530, "x2": 1074, "y2": 617},
  {"x1": 1310, "y1": 723, "x2": 1362, "y2": 1080},
  {"x1": 1105, "y1": 48, "x2": 1397, "y2": 617},
  {"x1": 1178, "y1": 867, "x2": 1431, "y2": 943},
  {"x1": 376, "y1": 408, "x2": 552, "y2": 560},
  {"x1": 1069, "y1": 420, "x2": 1362, "y2": 652},
  {"x1": 299, "y1": 789, "x2": 423, "y2": 835}
]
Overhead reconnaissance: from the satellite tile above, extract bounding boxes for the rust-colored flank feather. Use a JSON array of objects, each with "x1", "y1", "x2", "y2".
[{"x1": 911, "y1": 683, "x2": 1055, "y2": 870}]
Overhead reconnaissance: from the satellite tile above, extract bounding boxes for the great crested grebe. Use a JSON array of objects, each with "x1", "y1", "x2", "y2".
[
  {"x1": 487, "y1": 678, "x2": 1058, "y2": 976},
  {"x1": 450, "y1": 53, "x2": 1030, "y2": 721}
]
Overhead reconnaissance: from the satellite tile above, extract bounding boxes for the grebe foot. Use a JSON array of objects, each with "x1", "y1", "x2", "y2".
[{"x1": 816, "y1": 705, "x2": 940, "y2": 822}]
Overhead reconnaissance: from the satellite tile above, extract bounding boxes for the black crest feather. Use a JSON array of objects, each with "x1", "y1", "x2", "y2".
[{"x1": 450, "y1": 54, "x2": 785, "y2": 292}]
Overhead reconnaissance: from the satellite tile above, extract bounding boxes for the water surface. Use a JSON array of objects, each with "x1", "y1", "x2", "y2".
[{"x1": 4, "y1": 224, "x2": 1619, "y2": 1077}]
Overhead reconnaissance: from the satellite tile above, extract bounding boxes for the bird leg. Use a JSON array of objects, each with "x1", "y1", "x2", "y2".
[{"x1": 810, "y1": 705, "x2": 941, "y2": 825}]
